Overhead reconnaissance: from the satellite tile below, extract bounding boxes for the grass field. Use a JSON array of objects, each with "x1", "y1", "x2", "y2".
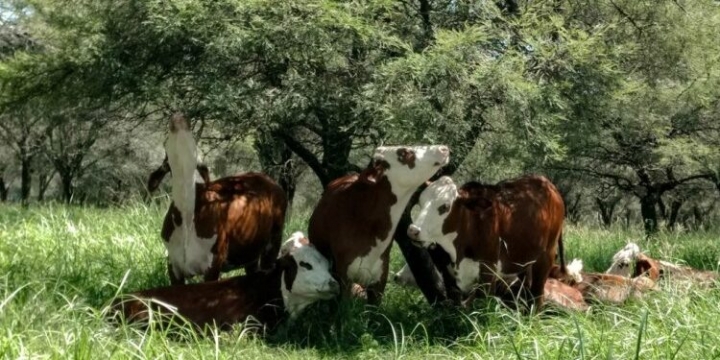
[{"x1": 1, "y1": 202, "x2": 720, "y2": 359}]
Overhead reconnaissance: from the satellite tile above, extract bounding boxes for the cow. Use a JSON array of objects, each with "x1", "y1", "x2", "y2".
[
  {"x1": 406, "y1": 175, "x2": 569, "y2": 311},
  {"x1": 394, "y1": 259, "x2": 588, "y2": 312},
  {"x1": 606, "y1": 242, "x2": 718, "y2": 288},
  {"x1": 161, "y1": 113, "x2": 288, "y2": 285},
  {"x1": 110, "y1": 232, "x2": 339, "y2": 332},
  {"x1": 308, "y1": 145, "x2": 450, "y2": 305}
]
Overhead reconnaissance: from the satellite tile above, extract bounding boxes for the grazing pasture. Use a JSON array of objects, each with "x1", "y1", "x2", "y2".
[{"x1": 1, "y1": 203, "x2": 719, "y2": 359}]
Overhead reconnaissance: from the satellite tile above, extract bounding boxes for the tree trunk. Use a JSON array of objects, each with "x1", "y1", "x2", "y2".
[
  {"x1": 0, "y1": 177, "x2": 7, "y2": 201},
  {"x1": 666, "y1": 199, "x2": 683, "y2": 231},
  {"x1": 60, "y1": 171, "x2": 74, "y2": 203},
  {"x1": 639, "y1": 191, "x2": 659, "y2": 235},
  {"x1": 20, "y1": 154, "x2": 32, "y2": 207},
  {"x1": 278, "y1": 146, "x2": 297, "y2": 208},
  {"x1": 595, "y1": 197, "x2": 618, "y2": 227}
]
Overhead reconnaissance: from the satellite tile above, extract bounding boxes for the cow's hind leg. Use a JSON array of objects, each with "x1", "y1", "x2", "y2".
[{"x1": 527, "y1": 254, "x2": 552, "y2": 314}]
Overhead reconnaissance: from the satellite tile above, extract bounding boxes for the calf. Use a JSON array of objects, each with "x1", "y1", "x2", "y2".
[
  {"x1": 111, "y1": 232, "x2": 339, "y2": 332},
  {"x1": 394, "y1": 261, "x2": 588, "y2": 312},
  {"x1": 407, "y1": 175, "x2": 568, "y2": 311},
  {"x1": 161, "y1": 113, "x2": 288, "y2": 284},
  {"x1": 606, "y1": 243, "x2": 718, "y2": 288},
  {"x1": 308, "y1": 145, "x2": 450, "y2": 304}
]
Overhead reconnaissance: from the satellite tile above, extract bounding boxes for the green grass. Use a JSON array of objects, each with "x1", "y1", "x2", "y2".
[{"x1": 1, "y1": 202, "x2": 720, "y2": 359}]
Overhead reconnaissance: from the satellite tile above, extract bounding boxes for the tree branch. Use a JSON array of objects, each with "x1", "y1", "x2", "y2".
[{"x1": 275, "y1": 130, "x2": 328, "y2": 186}]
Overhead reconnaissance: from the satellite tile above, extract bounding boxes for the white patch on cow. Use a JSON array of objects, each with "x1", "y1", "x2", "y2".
[
  {"x1": 566, "y1": 259, "x2": 584, "y2": 283},
  {"x1": 346, "y1": 145, "x2": 450, "y2": 287},
  {"x1": 455, "y1": 258, "x2": 482, "y2": 293},
  {"x1": 605, "y1": 242, "x2": 641, "y2": 277},
  {"x1": 165, "y1": 225, "x2": 216, "y2": 279},
  {"x1": 280, "y1": 243, "x2": 339, "y2": 319},
  {"x1": 347, "y1": 239, "x2": 389, "y2": 286},
  {"x1": 409, "y1": 176, "x2": 460, "y2": 262}
]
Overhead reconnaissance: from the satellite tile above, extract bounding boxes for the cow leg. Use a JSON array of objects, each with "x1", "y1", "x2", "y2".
[
  {"x1": 168, "y1": 261, "x2": 185, "y2": 285},
  {"x1": 257, "y1": 228, "x2": 282, "y2": 273},
  {"x1": 527, "y1": 254, "x2": 552, "y2": 313},
  {"x1": 204, "y1": 231, "x2": 228, "y2": 282},
  {"x1": 366, "y1": 250, "x2": 391, "y2": 306}
]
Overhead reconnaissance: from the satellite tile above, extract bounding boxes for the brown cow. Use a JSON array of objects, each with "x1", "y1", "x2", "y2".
[
  {"x1": 406, "y1": 175, "x2": 568, "y2": 311},
  {"x1": 161, "y1": 113, "x2": 288, "y2": 285},
  {"x1": 308, "y1": 145, "x2": 450, "y2": 305},
  {"x1": 606, "y1": 242, "x2": 718, "y2": 288},
  {"x1": 110, "y1": 232, "x2": 339, "y2": 332}
]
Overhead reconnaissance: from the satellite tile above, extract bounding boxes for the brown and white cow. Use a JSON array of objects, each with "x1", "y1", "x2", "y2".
[
  {"x1": 394, "y1": 260, "x2": 588, "y2": 312},
  {"x1": 406, "y1": 175, "x2": 568, "y2": 310},
  {"x1": 308, "y1": 145, "x2": 450, "y2": 304},
  {"x1": 606, "y1": 242, "x2": 718, "y2": 288},
  {"x1": 111, "y1": 232, "x2": 339, "y2": 332},
  {"x1": 161, "y1": 113, "x2": 288, "y2": 284}
]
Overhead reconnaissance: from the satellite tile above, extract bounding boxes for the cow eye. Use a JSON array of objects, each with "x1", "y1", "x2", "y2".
[
  {"x1": 619, "y1": 263, "x2": 626, "y2": 268},
  {"x1": 438, "y1": 204, "x2": 450, "y2": 215},
  {"x1": 299, "y1": 261, "x2": 313, "y2": 270}
]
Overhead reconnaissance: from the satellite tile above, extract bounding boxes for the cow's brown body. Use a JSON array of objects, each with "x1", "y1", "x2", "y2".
[
  {"x1": 112, "y1": 267, "x2": 287, "y2": 331},
  {"x1": 433, "y1": 175, "x2": 566, "y2": 310},
  {"x1": 161, "y1": 172, "x2": 288, "y2": 284}
]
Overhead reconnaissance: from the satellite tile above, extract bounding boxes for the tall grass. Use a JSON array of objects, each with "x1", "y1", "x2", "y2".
[{"x1": 1, "y1": 202, "x2": 719, "y2": 359}]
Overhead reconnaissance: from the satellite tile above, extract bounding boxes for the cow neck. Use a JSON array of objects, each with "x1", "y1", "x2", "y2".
[{"x1": 250, "y1": 264, "x2": 287, "y2": 325}]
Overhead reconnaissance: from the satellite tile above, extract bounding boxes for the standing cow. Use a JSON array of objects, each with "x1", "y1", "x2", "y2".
[
  {"x1": 407, "y1": 175, "x2": 568, "y2": 311},
  {"x1": 308, "y1": 145, "x2": 450, "y2": 305}
]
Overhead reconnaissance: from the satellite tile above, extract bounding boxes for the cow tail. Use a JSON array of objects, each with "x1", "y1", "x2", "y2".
[{"x1": 558, "y1": 232, "x2": 567, "y2": 276}]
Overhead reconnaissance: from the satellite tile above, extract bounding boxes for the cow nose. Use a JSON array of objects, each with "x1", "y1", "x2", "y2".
[{"x1": 407, "y1": 225, "x2": 420, "y2": 240}]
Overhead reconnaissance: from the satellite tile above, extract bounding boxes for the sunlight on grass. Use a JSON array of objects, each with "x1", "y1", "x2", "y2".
[{"x1": 1, "y1": 202, "x2": 719, "y2": 359}]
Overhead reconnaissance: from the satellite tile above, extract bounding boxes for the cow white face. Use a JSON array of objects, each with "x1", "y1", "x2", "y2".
[
  {"x1": 279, "y1": 232, "x2": 339, "y2": 318},
  {"x1": 366, "y1": 145, "x2": 450, "y2": 190},
  {"x1": 605, "y1": 243, "x2": 641, "y2": 277},
  {"x1": 407, "y1": 176, "x2": 459, "y2": 253}
]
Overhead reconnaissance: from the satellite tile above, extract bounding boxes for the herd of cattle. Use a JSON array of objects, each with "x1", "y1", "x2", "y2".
[{"x1": 108, "y1": 113, "x2": 718, "y2": 333}]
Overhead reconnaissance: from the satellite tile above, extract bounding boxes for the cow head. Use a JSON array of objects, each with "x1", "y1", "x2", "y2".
[
  {"x1": 360, "y1": 145, "x2": 450, "y2": 189},
  {"x1": 407, "y1": 176, "x2": 460, "y2": 251},
  {"x1": 605, "y1": 242, "x2": 642, "y2": 277},
  {"x1": 279, "y1": 232, "x2": 339, "y2": 318}
]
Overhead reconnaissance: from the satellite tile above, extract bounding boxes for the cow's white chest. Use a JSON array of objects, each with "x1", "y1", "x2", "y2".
[
  {"x1": 454, "y1": 258, "x2": 482, "y2": 293},
  {"x1": 347, "y1": 237, "x2": 391, "y2": 286},
  {"x1": 165, "y1": 222, "x2": 216, "y2": 278}
]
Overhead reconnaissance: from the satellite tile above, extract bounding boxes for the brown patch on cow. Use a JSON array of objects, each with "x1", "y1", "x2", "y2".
[
  {"x1": 282, "y1": 256, "x2": 299, "y2": 291},
  {"x1": 360, "y1": 159, "x2": 391, "y2": 185},
  {"x1": 633, "y1": 254, "x2": 661, "y2": 281},
  {"x1": 111, "y1": 255, "x2": 294, "y2": 332},
  {"x1": 573, "y1": 272, "x2": 657, "y2": 304},
  {"x1": 308, "y1": 171, "x2": 397, "y2": 304},
  {"x1": 161, "y1": 172, "x2": 288, "y2": 285},
  {"x1": 396, "y1": 148, "x2": 416, "y2": 169},
  {"x1": 543, "y1": 278, "x2": 588, "y2": 311},
  {"x1": 440, "y1": 175, "x2": 566, "y2": 310},
  {"x1": 170, "y1": 113, "x2": 190, "y2": 133}
]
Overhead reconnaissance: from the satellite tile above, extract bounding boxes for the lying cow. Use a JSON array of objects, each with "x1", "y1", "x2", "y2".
[
  {"x1": 110, "y1": 232, "x2": 339, "y2": 332},
  {"x1": 407, "y1": 175, "x2": 569, "y2": 311},
  {"x1": 606, "y1": 242, "x2": 718, "y2": 288},
  {"x1": 308, "y1": 145, "x2": 450, "y2": 305},
  {"x1": 394, "y1": 260, "x2": 589, "y2": 311},
  {"x1": 161, "y1": 113, "x2": 288, "y2": 284}
]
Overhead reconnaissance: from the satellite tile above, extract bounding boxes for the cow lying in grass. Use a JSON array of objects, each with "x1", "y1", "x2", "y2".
[
  {"x1": 605, "y1": 242, "x2": 718, "y2": 288},
  {"x1": 110, "y1": 232, "x2": 339, "y2": 332}
]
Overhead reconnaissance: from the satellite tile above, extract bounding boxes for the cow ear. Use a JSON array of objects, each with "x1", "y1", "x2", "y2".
[
  {"x1": 147, "y1": 156, "x2": 171, "y2": 192},
  {"x1": 360, "y1": 160, "x2": 387, "y2": 185},
  {"x1": 456, "y1": 189, "x2": 492, "y2": 212},
  {"x1": 633, "y1": 258, "x2": 659, "y2": 280}
]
